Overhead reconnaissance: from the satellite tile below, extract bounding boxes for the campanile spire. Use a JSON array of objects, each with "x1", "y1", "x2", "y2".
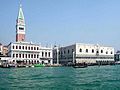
[{"x1": 16, "y1": 3, "x2": 25, "y2": 42}]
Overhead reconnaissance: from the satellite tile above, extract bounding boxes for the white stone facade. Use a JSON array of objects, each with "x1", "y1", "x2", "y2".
[
  {"x1": 40, "y1": 47, "x2": 53, "y2": 65},
  {"x1": 8, "y1": 42, "x2": 53, "y2": 65},
  {"x1": 0, "y1": 45, "x2": 3, "y2": 55},
  {"x1": 0, "y1": 57, "x2": 12, "y2": 65},
  {"x1": 53, "y1": 43, "x2": 114, "y2": 64}
]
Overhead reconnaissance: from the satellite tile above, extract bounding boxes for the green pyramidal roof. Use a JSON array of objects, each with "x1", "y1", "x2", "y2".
[{"x1": 18, "y1": 5, "x2": 24, "y2": 20}]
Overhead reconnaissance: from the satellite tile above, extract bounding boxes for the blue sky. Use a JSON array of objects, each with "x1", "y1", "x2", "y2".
[{"x1": 0, "y1": 0, "x2": 120, "y2": 50}]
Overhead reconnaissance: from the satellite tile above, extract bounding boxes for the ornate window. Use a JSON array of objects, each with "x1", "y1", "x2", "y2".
[
  {"x1": 86, "y1": 49, "x2": 88, "y2": 53},
  {"x1": 13, "y1": 45, "x2": 14, "y2": 49},
  {"x1": 16, "y1": 46, "x2": 18, "y2": 49},
  {"x1": 106, "y1": 51, "x2": 108, "y2": 54},
  {"x1": 45, "y1": 52, "x2": 47, "y2": 57},
  {"x1": 22, "y1": 54, "x2": 24, "y2": 58},
  {"x1": 26, "y1": 46, "x2": 27, "y2": 50},
  {"x1": 19, "y1": 27, "x2": 24, "y2": 30},
  {"x1": 68, "y1": 50, "x2": 70, "y2": 54},
  {"x1": 16, "y1": 54, "x2": 18, "y2": 58},
  {"x1": 28, "y1": 54, "x2": 30, "y2": 58},
  {"x1": 92, "y1": 49, "x2": 94, "y2": 53},
  {"x1": 37, "y1": 54, "x2": 39, "y2": 58},
  {"x1": 49, "y1": 52, "x2": 50, "y2": 57},
  {"x1": 31, "y1": 54, "x2": 33, "y2": 58},
  {"x1": 19, "y1": 54, "x2": 21, "y2": 58},
  {"x1": 42, "y1": 52, "x2": 44, "y2": 57},
  {"x1": 28, "y1": 47, "x2": 30, "y2": 50},
  {"x1": 26, "y1": 54, "x2": 27, "y2": 58},
  {"x1": 37, "y1": 47, "x2": 39, "y2": 50},
  {"x1": 111, "y1": 51, "x2": 113, "y2": 54},
  {"x1": 80, "y1": 48, "x2": 82, "y2": 52},
  {"x1": 19, "y1": 46, "x2": 21, "y2": 49},
  {"x1": 31, "y1": 47, "x2": 33, "y2": 50},
  {"x1": 101, "y1": 50, "x2": 103, "y2": 53},
  {"x1": 22, "y1": 46, "x2": 24, "y2": 49}
]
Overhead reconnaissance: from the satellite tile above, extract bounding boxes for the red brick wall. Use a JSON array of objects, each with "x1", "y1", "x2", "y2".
[{"x1": 16, "y1": 34, "x2": 25, "y2": 42}]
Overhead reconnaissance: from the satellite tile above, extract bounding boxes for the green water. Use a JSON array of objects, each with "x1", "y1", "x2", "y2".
[{"x1": 0, "y1": 65, "x2": 120, "y2": 90}]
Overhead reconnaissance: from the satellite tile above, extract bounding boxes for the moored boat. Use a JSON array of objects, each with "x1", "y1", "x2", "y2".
[
  {"x1": 73, "y1": 63, "x2": 88, "y2": 68},
  {"x1": 34, "y1": 64, "x2": 45, "y2": 67}
]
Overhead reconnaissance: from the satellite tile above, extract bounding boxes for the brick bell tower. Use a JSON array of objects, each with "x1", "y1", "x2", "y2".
[{"x1": 16, "y1": 4, "x2": 25, "y2": 42}]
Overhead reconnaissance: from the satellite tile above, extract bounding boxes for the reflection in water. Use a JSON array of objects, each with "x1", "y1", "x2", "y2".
[{"x1": 0, "y1": 66, "x2": 120, "y2": 90}]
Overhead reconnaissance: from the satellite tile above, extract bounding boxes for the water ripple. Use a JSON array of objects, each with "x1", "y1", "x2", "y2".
[{"x1": 0, "y1": 66, "x2": 120, "y2": 90}]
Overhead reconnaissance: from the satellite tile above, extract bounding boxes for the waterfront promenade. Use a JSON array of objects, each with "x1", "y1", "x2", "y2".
[{"x1": 0, "y1": 65, "x2": 120, "y2": 90}]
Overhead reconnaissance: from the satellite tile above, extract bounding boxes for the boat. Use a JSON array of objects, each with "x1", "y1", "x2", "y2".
[
  {"x1": 25, "y1": 65, "x2": 29, "y2": 68},
  {"x1": 73, "y1": 63, "x2": 88, "y2": 68},
  {"x1": 34, "y1": 64, "x2": 45, "y2": 67},
  {"x1": 31, "y1": 65, "x2": 34, "y2": 67}
]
